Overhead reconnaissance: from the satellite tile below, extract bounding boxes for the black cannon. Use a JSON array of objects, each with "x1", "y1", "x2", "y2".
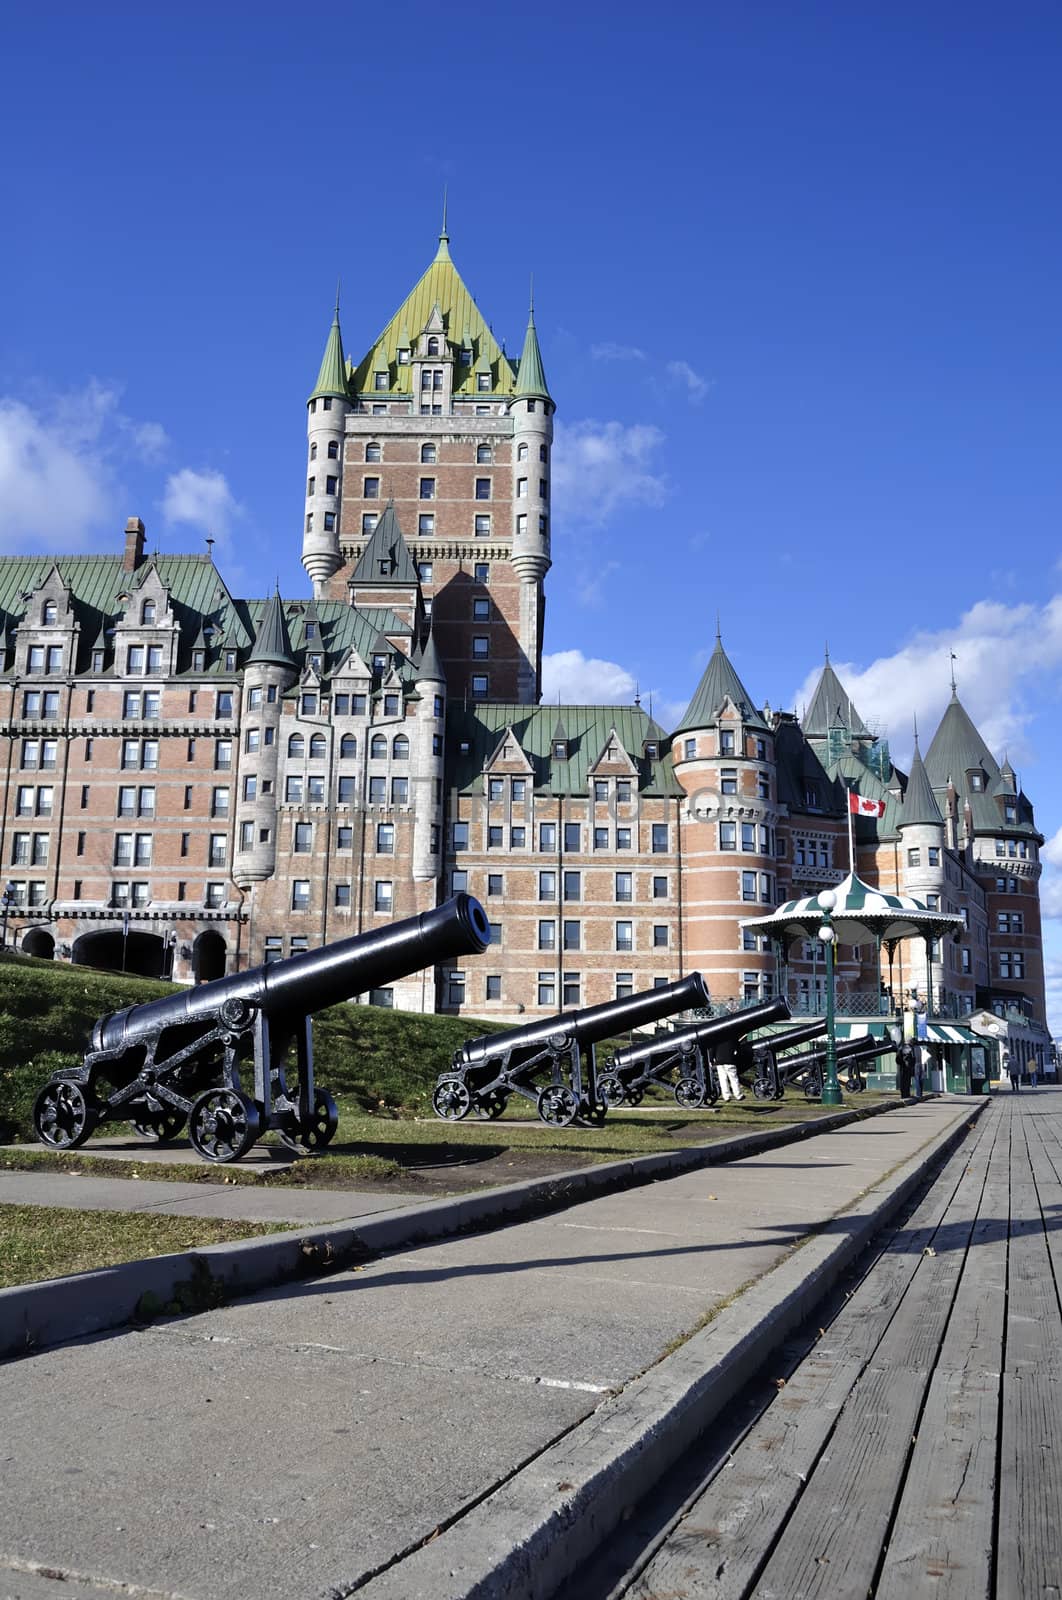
[
  {"x1": 33, "y1": 894, "x2": 491, "y2": 1163},
  {"x1": 766, "y1": 1032, "x2": 896, "y2": 1101},
  {"x1": 745, "y1": 1018, "x2": 828, "y2": 1100},
  {"x1": 598, "y1": 996, "x2": 792, "y2": 1110},
  {"x1": 432, "y1": 972, "x2": 711, "y2": 1127}
]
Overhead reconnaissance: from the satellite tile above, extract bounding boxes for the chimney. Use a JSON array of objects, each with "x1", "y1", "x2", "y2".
[{"x1": 123, "y1": 516, "x2": 146, "y2": 572}]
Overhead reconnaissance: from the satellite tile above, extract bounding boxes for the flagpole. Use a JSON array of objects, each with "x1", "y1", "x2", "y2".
[{"x1": 846, "y1": 786, "x2": 856, "y2": 875}]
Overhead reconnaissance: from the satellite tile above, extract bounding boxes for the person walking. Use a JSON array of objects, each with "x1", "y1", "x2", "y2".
[
  {"x1": 713, "y1": 1039, "x2": 744, "y2": 1102},
  {"x1": 1005, "y1": 1050, "x2": 1021, "y2": 1093},
  {"x1": 1029, "y1": 1056, "x2": 1039, "y2": 1088}
]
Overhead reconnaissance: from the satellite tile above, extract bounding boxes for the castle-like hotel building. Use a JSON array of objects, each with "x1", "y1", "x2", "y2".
[{"x1": 0, "y1": 229, "x2": 1050, "y2": 1073}]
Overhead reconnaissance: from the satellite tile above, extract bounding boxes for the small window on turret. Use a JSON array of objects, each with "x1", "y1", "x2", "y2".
[
  {"x1": 517, "y1": 443, "x2": 529, "y2": 461},
  {"x1": 327, "y1": 440, "x2": 339, "y2": 458},
  {"x1": 310, "y1": 442, "x2": 317, "y2": 460},
  {"x1": 322, "y1": 398, "x2": 332, "y2": 411},
  {"x1": 324, "y1": 512, "x2": 336, "y2": 532},
  {"x1": 527, "y1": 400, "x2": 537, "y2": 412},
  {"x1": 309, "y1": 399, "x2": 316, "y2": 414},
  {"x1": 305, "y1": 513, "x2": 313, "y2": 533}
]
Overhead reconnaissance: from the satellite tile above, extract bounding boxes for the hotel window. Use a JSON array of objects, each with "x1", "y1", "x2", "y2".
[
  {"x1": 653, "y1": 875, "x2": 668, "y2": 899},
  {"x1": 758, "y1": 774, "x2": 770, "y2": 799},
  {"x1": 538, "y1": 920, "x2": 556, "y2": 950},
  {"x1": 475, "y1": 514, "x2": 491, "y2": 536},
  {"x1": 684, "y1": 738, "x2": 696, "y2": 760},
  {"x1": 539, "y1": 822, "x2": 556, "y2": 850},
  {"x1": 472, "y1": 675, "x2": 488, "y2": 698},
  {"x1": 720, "y1": 821, "x2": 736, "y2": 851},
  {"x1": 594, "y1": 826, "x2": 608, "y2": 850},
  {"x1": 208, "y1": 834, "x2": 227, "y2": 868},
  {"x1": 998, "y1": 951, "x2": 1025, "y2": 979},
  {"x1": 517, "y1": 442, "x2": 529, "y2": 461},
  {"x1": 539, "y1": 870, "x2": 556, "y2": 900},
  {"x1": 285, "y1": 775, "x2": 304, "y2": 803},
  {"x1": 563, "y1": 870, "x2": 581, "y2": 902},
  {"x1": 516, "y1": 477, "x2": 528, "y2": 498},
  {"x1": 720, "y1": 769, "x2": 738, "y2": 796},
  {"x1": 563, "y1": 919, "x2": 580, "y2": 951},
  {"x1": 365, "y1": 441, "x2": 381, "y2": 462},
  {"x1": 487, "y1": 873, "x2": 504, "y2": 896},
  {"x1": 653, "y1": 925, "x2": 669, "y2": 948},
  {"x1": 970, "y1": 772, "x2": 984, "y2": 792},
  {"x1": 368, "y1": 776, "x2": 386, "y2": 803},
  {"x1": 417, "y1": 561, "x2": 433, "y2": 584},
  {"x1": 334, "y1": 883, "x2": 352, "y2": 909},
  {"x1": 488, "y1": 825, "x2": 503, "y2": 848},
  {"x1": 615, "y1": 920, "x2": 633, "y2": 952},
  {"x1": 374, "y1": 880, "x2": 394, "y2": 913},
  {"x1": 453, "y1": 822, "x2": 469, "y2": 852},
  {"x1": 488, "y1": 922, "x2": 503, "y2": 946},
  {"x1": 447, "y1": 971, "x2": 466, "y2": 1007},
  {"x1": 338, "y1": 776, "x2": 356, "y2": 804},
  {"x1": 720, "y1": 730, "x2": 735, "y2": 755},
  {"x1": 741, "y1": 871, "x2": 757, "y2": 902},
  {"x1": 211, "y1": 786, "x2": 229, "y2": 818},
  {"x1": 307, "y1": 475, "x2": 316, "y2": 496},
  {"x1": 471, "y1": 634, "x2": 490, "y2": 658},
  {"x1": 538, "y1": 971, "x2": 556, "y2": 1007},
  {"x1": 419, "y1": 477, "x2": 436, "y2": 499},
  {"x1": 362, "y1": 513, "x2": 378, "y2": 534},
  {"x1": 127, "y1": 645, "x2": 145, "y2": 674},
  {"x1": 418, "y1": 513, "x2": 435, "y2": 536},
  {"x1": 293, "y1": 822, "x2": 312, "y2": 853},
  {"x1": 451, "y1": 869, "x2": 468, "y2": 893},
  {"x1": 291, "y1": 880, "x2": 310, "y2": 911},
  {"x1": 476, "y1": 372, "x2": 491, "y2": 392},
  {"x1": 488, "y1": 777, "x2": 504, "y2": 801},
  {"x1": 476, "y1": 443, "x2": 492, "y2": 463},
  {"x1": 376, "y1": 823, "x2": 395, "y2": 854},
  {"x1": 239, "y1": 821, "x2": 254, "y2": 850},
  {"x1": 907, "y1": 847, "x2": 921, "y2": 867},
  {"x1": 928, "y1": 847, "x2": 941, "y2": 865},
  {"x1": 485, "y1": 975, "x2": 502, "y2": 1001},
  {"x1": 510, "y1": 825, "x2": 526, "y2": 847},
  {"x1": 539, "y1": 479, "x2": 547, "y2": 497},
  {"x1": 741, "y1": 823, "x2": 756, "y2": 852},
  {"x1": 563, "y1": 973, "x2": 581, "y2": 1007},
  {"x1": 616, "y1": 827, "x2": 632, "y2": 850},
  {"x1": 474, "y1": 562, "x2": 489, "y2": 583},
  {"x1": 363, "y1": 477, "x2": 380, "y2": 499},
  {"x1": 374, "y1": 371, "x2": 388, "y2": 390},
  {"x1": 512, "y1": 778, "x2": 526, "y2": 801},
  {"x1": 564, "y1": 822, "x2": 580, "y2": 852},
  {"x1": 420, "y1": 442, "x2": 437, "y2": 464},
  {"x1": 391, "y1": 777, "x2": 409, "y2": 805},
  {"x1": 652, "y1": 824, "x2": 668, "y2": 853},
  {"x1": 475, "y1": 478, "x2": 491, "y2": 500}
]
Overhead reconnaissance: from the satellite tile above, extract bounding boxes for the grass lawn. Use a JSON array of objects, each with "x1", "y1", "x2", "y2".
[{"x1": 0, "y1": 1202, "x2": 287, "y2": 1289}]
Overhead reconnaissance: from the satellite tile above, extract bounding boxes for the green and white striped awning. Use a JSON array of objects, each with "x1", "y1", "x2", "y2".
[
  {"x1": 833, "y1": 1022, "x2": 889, "y2": 1041},
  {"x1": 742, "y1": 871, "x2": 964, "y2": 947},
  {"x1": 922, "y1": 1023, "x2": 981, "y2": 1045}
]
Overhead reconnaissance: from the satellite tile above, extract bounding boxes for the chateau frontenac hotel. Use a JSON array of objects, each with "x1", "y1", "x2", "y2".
[{"x1": 0, "y1": 227, "x2": 1051, "y2": 1079}]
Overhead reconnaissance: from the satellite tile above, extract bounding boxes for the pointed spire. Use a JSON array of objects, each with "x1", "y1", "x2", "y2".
[
  {"x1": 674, "y1": 635, "x2": 768, "y2": 735},
  {"x1": 514, "y1": 298, "x2": 551, "y2": 401},
  {"x1": 416, "y1": 625, "x2": 447, "y2": 686},
  {"x1": 309, "y1": 304, "x2": 349, "y2": 403},
  {"x1": 898, "y1": 738, "x2": 943, "y2": 830},
  {"x1": 435, "y1": 188, "x2": 452, "y2": 263},
  {"x1": 949, "y1": 649, "x2": 958, "y2": 696},
  {"x1": 247, "y1": 590, "x2": 297, "y2": 670}
]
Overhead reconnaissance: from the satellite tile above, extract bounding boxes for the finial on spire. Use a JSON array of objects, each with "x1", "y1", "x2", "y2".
[
  {"x1": 949, "y1": 649, "x2": 957, "y2": 694},
  {"x1": 913, "y1": 712, "x2": 919, "y2": 747},
  {"x1": 715, "y1": 613, "x2": 722, "y2": 644},
  {"x1": 441, "y1": 184, "x2": 449, "y2": 240},
  {"x1": 529, "y1": 272, "x2": 535, "y2": 316},
  {"x1": 633, "y1": 682, "x2": 641, "y2": 708},
  {"x1": 335, "y1": 277, "x2": 341, "y2": 319},
  {"x1": 824, "y1": 639, "x2": 830, "y2": 664}
]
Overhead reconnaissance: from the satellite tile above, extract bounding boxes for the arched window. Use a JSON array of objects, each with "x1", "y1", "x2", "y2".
[
  {"x1": 309, "y1": 733, "x2": 326, "y2": 759},
  {"x1": 42, "y1": 600, "x2": 58, "y2": 624},
  {"x1": 517, "y1": 442, "x2": 529, "y2": 461},
  {"x1": 365, "y1": 441, "x2": 381, "y2": 462},
  {"x1": 476, "y1": 443, "x2": 492, "y2": 463},
  {"x1": 393, "y1": 734, "x2": 409, "y2": 761},
  {"x1": 142, "y1": 600, "x2": 156, "y2": 624},
  {"x1": 288, "y1": 733, "x2": 305, "y2": 758},
  {"x1": 370, "y1": 733, "x2": 387, "y2": 759},
  {"x1": 427, "y1": 337, "x2": 440, "y2": 356},
  {"x1": 340, "y1": 733, "x2": 357, "y2": 759},
  {"x1": 420, "y1": 442, "x2": 436, "y2": 463}
]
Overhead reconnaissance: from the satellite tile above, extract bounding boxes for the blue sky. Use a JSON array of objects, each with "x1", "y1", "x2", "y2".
[{"x1": 3, "y1": 3, "x2": 1062, "y2": 1022}]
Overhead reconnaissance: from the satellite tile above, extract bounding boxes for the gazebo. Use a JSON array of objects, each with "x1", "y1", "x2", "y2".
[{"x1": 742, "y1": 872, "x2": 966, "y2": 1101}]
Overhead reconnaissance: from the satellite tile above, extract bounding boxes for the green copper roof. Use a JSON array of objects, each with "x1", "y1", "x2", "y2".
[
  {"x1": 924, "y1": 693, "x2": 1041, "y2": 841},
  {"x1": 309, "y1": 309, "x2": 349, "y2": 403},
  {"x1": 803, "y1": 660, "x2": 871, "y2": 740},
  {"x1": 247, "y1": 589, "x2": 297, "y2": 669},
  {"x1": 514, "y1": 309, "x2": 551, "y2": 401},
  {"x1": 350, "y1": 233, "x2": 518, "y2": 398},
  {"x1": 351, "y1": 502, "x2": 420, "y2": 588},
  {"x1": 447, "y1": 704, "x2": 681, "y2": 798},
  {"x1": 416, "y1": 626, "x2": 446, "y2": 685},
  {"x1": 898, "y1": 741, "x2": 944, "y2": 830},
  {"x1": 673, "y1": 637, "x2": 768, "y2": 735}
]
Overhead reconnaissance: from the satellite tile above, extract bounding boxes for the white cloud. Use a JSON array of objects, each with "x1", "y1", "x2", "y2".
[
  {"x1": 541, "y1": 649, "x2": 685, "y2": 728},
  {"x1": 591, "y1": 342, "x2": 646, "y2": 362},
  {"x1": 666, "y1": 359, "x2": 711, "y2": 404},
  {"x1": 790, "y1": 595, "x2": 1062, "y2": 771},
  {"x1": 552, "y1": 419, "x2": 668, "y2": 526},
  {"x1": 0, "y1": 382, "x2": 172, "y2": 553},
  {"x1": 162, "y1": 467, "x2": 243, "y2": 541}
]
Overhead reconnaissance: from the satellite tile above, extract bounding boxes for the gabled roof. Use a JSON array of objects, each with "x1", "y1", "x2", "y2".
[
  {"x1": 673, "y1": 637, "x2": 768, "y2": 734},
  {"x1": 350, "y1": 503, "x2": 420, "y2": 588},
  {"x1": 898, "y1": 740, "x2": 944, "y2": 830},
  {"x1": 350, "y1": 232, "x2": 519, "y2": 398},
  {"x1": 803, "y1": 660, "x2": 871, "y2": 740},
  {"x1": 247, "y1": 590, "x2": 297, "y2": 670},
  {"x1": 309, "y1": 308, "x2": 349, "y2": 403},
  {"x1": 448, "y1": 704, "x2": 682, "y2": 798},
  {"x1": 514, "y1": 308, "x2": 550, "y2": 401}
]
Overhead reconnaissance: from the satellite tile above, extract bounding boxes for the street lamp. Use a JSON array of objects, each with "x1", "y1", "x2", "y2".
[
  {"x1": 817, "y1": 887, "x2": 843, "y2": 1107},
  {"x1": 1, "y1": 881, "x2": 17, "y2": 952}
]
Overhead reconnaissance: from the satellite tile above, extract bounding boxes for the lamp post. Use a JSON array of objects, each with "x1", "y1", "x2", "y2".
[
  {"x1": 817, "y1": 888, "x2": 843, "y2": 1106},
  {"x1": 1, "y1": 881, "x2": 17, "y2": 952}
]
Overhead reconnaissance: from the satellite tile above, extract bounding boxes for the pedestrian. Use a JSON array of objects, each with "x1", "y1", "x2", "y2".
[
  {"x1": 713, "y1": 1039, "x2": 744, "y2": 1103},
  {"x1": 896, "y1": 1040, "x2": 915, "y2": 1098},
  {"x1": 1029, "y1": 1057, "x2": 1039, "y2": 1089},
  {"x1": 1005, "y1": 1050, "x2": 1020, "y2": 1093}
]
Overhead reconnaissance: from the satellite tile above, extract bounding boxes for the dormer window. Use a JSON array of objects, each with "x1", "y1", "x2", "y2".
[
  {"x1": 1004, "y1": 802, "x2": 1017, "y2": 823},
  {"x1": 720, "y1": 730, "x2": 735, "y2": 755},
  {"x1": 42, "y1": 601, "x2": 57, "y2": 624},
  {"x1": 398, "y1": 348, "x2": 410, "y2": 364},
  {"x1": 372, "y1": 653, "x2": 386, "y2": 672},
  {"x1": 553, "y1": 741, "x2": 568, "y2": 761},
  {"x1": 192, "y1": 648, "x2": 205, "y2": 671},
  {"x1": 374, "y1": 372, "x2": 388, "y2": 391},
  {"x1": 427, "y1": 337, "x2": 440, "y2": 356},
  {"x1": 644, "y1": 741, "x2": 659, "y2": 759},
  {"x1": 460, "y1": 346, "x2": 472, "y2": 365},
  {"x1": 970, "y1": 772, "x2": 984, "y2": 791},
  {"x1": 142, "y1": 601, "x2": 156, "y2": 624},
  {"x1": 305, "y1": 622, "x2": 316, "y2": 640},
  {"x1": 477, "y1": 373, "x2": 491, "y2": 392}
]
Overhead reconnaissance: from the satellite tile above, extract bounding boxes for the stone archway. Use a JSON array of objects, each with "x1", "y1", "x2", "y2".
[
  {"x1": 72, "y1": 928, "x2": 167, "y2": 978},
  {"x1": 193, "y1": 930, "x2": 227, "y2": 984},
  {"x1": 20, "y1": 927, "x2": 55, "y2": 960}
]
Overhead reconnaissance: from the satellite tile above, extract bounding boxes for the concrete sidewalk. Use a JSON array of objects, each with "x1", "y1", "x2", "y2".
[
  {"x1": 0, "y1": 1169, "x2": 422, "y2": 1224},
  {"x1": 0, "y1": 1095, "x2": 982, "y2": 1600}
]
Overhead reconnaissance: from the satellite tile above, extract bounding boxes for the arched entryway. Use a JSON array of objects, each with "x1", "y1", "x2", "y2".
[
  {"x1": 193, "y1": 930, "x2": 227, "y2": 983},
  {"x1": 72, "y1": 928, "x2": 168, "y2": 978},
  {"x1": 20, "y1": 927, "x2": 55, "y2": 960}
]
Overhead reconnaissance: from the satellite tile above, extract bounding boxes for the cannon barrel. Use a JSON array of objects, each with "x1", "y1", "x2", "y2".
[
  {"x1": 785, "y1": 1033, "x2": 895, "y2": 1070},
  {"x1": 91, "y1": 894, "x2": 492, "y2": 1055},
  {"x1": 765, "y1": 1019, "x2": 829, "y2": 1055},
  {"x1": 455, "y1": 972, "x2": 710, "y2": 1067},
  {"x1": 611, "y1": 995, "x2": 791, "y2": 1071}
]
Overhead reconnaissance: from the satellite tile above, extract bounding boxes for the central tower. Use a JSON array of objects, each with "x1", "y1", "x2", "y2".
[{"x1": 301, "y1": 224, "x2": 553, "y2": 704}]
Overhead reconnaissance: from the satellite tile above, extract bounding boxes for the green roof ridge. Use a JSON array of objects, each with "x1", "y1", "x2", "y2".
[
  {"x1": 351, "y1": 502, "x2": 420, "y2": 588},
  {"x1": 899, "y1": 741, "x2": 944, "y2": 829},
  {"x1": 247, "y1": 590, "x2": 297, "y2": 669},
  {"x1": 309, "y1": 308, "x2": 349, "y2": 403},
  {"x1": 514, "y1": 307, "x2": 550, "y2": 400},
  {"x1": 673, "y1": 637, "x2": 767, "y2": 734}
]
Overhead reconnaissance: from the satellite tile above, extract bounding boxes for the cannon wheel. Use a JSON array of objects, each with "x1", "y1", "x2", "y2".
[
  {"x1": 33, "y1": 1080, "x2": 98, "y2": 1150},
  {"x1": 674, "y1": 1076, "x2": 706, "y2": 1110},
  {"x1": 846, "y1": 1073, "x2": 866, "y2": 1094},
  {"x1": 625, "y1": 1086, "x2": 645, "y2": 1107},
  {"x1": 131, "y1": 1108, "x2": 187, "y2": 1144},
  {"x1": 752, "y1": 1078, "x2": 772, "y2": 1100},
  {"x1": 474, "y1": 1090, "x2": 507, "y2": 1120},
  {"x1": 597, "y1": 1074, "x2": 626, "y2": 1109},
  {"x1": 278, "y1": 1089, "x2": 340, "y2": 1154},
  {"x1": 188, "y1": 1088, "x2": 261, "y2": 1164},
  {"x1": 537, "y1": 1085, "x2": 578, "y2": 1127},
  {"x1": 432, "y1": 1079, "x2": 472, "y2": 1121}
]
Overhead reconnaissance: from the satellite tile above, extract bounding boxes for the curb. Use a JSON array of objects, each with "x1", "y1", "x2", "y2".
[
  {"x1": 354, "y1": 1097, "x2": 990, "y2": 1599},
  {"x1": 0, "y1": 1094, "x2": 929, "y2": 1362}
]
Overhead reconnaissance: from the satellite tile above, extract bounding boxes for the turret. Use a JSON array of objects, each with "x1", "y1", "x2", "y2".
[
  {"x1": 411, "y1": 629, "x2": 446, "y2": 883},
  {"x1": 510, "y1": 296, "x2": 553, "y2": 702},
  {"x1": 897, "y1": 735, "x2": 946, "y2": 894},
  {"x1": 234, "y1": 591, "x2": 298, "y2": 886},
  {"x1": 303, "y1": 301, "x2": 350, "y2": 593}
]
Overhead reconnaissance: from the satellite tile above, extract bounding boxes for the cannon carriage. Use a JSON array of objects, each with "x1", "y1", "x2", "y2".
[
  {"x1": 597, "y1": 995, "x2": 792, "y2": 1110},
  {"x1": 33, "y1": 894, "x2": 491, "y2": 1163},
  {"x1": 432, "y1": 972, "x2": 710, "y2": 1128},
  {"x1": 743, "y1": 1018, "x2": 828, "y2": 1100},
  {"x1": 755, "y1": 1031, "x2": 896, "y2": 1100}
]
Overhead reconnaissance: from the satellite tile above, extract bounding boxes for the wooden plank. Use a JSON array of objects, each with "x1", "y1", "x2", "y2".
[
  {"x1": 997, "y1": 1372, "x2": 1062, "y2": 1597},
  {"x1": 751, "y1": 1365, "x2": 927, "y2": 1600},
  {"x1": 1004, "y1": 1113, "x2": 1062, "y2": 1378}
]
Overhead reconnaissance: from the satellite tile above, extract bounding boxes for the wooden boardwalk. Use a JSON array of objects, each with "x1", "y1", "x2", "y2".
[{"x1": 621, "y1": 1089, "x2": 1062, "y2": 1600}]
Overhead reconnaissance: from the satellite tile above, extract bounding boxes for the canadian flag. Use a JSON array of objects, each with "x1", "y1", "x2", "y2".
[{"x1": 849, "y1": 792, "x2": 886, "y2": 818}]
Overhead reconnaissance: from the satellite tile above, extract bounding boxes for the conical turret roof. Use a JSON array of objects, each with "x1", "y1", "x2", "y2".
[
  {"x1": 351, "y1": 502, "x2": 419, "y2": 587},
  {"x1": 898, "y1": 740, "x2": 944, "y2": 829},
  {"x1": 309, "y1": 307, "x2": 349, "y2": 403},
  {"x1": 803, "y1": 659, "x2": 870, "y2": 740},
  {"x1": 416, "y1": 626, "x2": 446, "y2": 685},
  {"x1": 514, "y1": 307, "x2": 551, "y2": 401},
  {"x1": 673, "y1": 636, "x2": 767, "y2": 734},
  {"x1": 924, "y1": 693, "x2": 998, "y2": 789},
  {"x1": 247, "y1": 590, "x2": 297, "y2": 669}
]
